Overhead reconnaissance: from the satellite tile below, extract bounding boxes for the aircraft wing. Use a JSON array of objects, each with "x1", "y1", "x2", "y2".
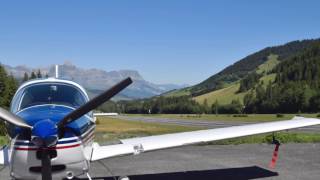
[{"x1": 91, "y1": 117, "x2": 320, "y2": 161}]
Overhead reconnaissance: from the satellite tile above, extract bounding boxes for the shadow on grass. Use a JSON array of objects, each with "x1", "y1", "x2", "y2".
[{"x1": 79, "y1": 166, "x2": 278, "y2": 180}]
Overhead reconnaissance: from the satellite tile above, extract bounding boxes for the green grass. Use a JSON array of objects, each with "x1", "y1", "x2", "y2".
[
  {"x1": 0, "y1": 136, "x2": 8, "y2": 146},
  {"x1": 125, "y1": 113, "x2": 320, "y2": 122},
  {"x1": 207, "y1": 132, "x2": 320, "y2": 145},
  {"x1": 260, "y1": 73, "x2": 276, "y2": 86},
  {"x1": 95, "y1": 116, "x2": 201, "y2": 142},
  {"x1": 194, "y1": 82, "x2": 246, "y2": 105},
  {"x1": 97, "y1": 115, "x2": 320, "y2": 144},
  {"x1": 256, "y1": 54, "x2": 279, "y2": 74},
  {"x1": 163, "y1": 87, "x2": 192, "y2": 97}
]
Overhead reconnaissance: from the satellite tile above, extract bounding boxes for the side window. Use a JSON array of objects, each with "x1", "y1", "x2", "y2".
[
  {"x1": 74, "y1": 92, "x2": 84, "y2": 108},
  {"x1": 19, "y1": 92, "x2": 33, "y2": 110}
]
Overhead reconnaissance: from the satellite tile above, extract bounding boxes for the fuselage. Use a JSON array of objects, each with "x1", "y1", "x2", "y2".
[{"x1": 7, "y1": 78, "x2": 95, "y2": 180}]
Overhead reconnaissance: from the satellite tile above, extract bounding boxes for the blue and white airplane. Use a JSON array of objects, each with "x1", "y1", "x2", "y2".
[{"x1": 0, "y1": 74, "x2": 320, "y2": 180}]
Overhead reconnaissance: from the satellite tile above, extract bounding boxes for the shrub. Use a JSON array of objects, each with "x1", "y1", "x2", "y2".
[
  {"x1": 233, "y1": 114, "x2": 248, "y2": 117},
  {"x1": 276, "y1": 114, "x2": 284, "y2": 118}
]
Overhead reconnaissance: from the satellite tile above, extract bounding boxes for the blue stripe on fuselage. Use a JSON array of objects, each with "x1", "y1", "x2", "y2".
[{"x1": 15, "y1": 139, "x2": 79, "y2": 146}]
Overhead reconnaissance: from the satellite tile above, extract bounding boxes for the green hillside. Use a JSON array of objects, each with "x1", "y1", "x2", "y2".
[
  {"x1": 243, "y1": 42, "x2": 320, "y2": 113},
  {"x1": 194, "y1": 82, "x2": 244, "y2": 105},
  {"x1": 163, "y1": 87, "x2": 191, "y2": 97},
  {"x1": 186, "y1": 39, "x2": 320, "y2": 96},
  {"x1": 194, "y1": 54, "x2": 279, "y2": 106}
]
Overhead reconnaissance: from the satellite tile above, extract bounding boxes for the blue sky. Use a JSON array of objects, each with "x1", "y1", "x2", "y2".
[{"x1": 0, "y1": 0, "x2": 319, "y2": 85}]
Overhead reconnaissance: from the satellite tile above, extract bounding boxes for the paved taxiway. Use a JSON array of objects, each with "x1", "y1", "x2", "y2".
[
  {"x1": 116, "y1": 116, "x2": 320, "y2": 133},
  {"x1": 1, "y1": 144, "x2": 319, "y2": 180},
  {"x1": 86, "y1": 143, "x2": 320, "y2": 180}
]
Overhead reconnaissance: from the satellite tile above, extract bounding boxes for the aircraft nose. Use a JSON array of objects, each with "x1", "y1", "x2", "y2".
[{"x1": 31, "y1": 119, "x2": 58, "y2": 147}]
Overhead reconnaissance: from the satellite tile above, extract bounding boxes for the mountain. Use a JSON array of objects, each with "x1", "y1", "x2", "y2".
[
  {"x1": 4, "y1": 62, "x2": 187, "y2": 100},
  {"x1": 190, "y1": 39, "x2": 320, "y2": 96},
  {"x1": 121, "y1": 39, "x2": 320, "y2": 114},
  {"x1": 166, "y1": 39, "x2": 320, "y2": 99}
]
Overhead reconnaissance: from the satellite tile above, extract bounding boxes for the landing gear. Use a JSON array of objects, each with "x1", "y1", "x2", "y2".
[
  {"x1": 271, "y1": 133, "x2": 281, "y2": 146},
  {"x1": 86, "y1": 173, "x2": 92, "y2": 180}
]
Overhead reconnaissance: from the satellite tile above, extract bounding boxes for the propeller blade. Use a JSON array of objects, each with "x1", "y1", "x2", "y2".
[
  {"x1": 0, "y1": 107, "x2": 32, "y2": 129},
  {"x1": 58, "y1": 77, "x2": 133, "y2": 129},
  {"x1": 41, "y1": 149, "x2": 52, "y2": 180}
]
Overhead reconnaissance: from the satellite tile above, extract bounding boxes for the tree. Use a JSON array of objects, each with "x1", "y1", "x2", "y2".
[
  {"x1": 30, "y1": 71, "x2": 37, "y2": 79},
  {"x1": 4, "y1": 75, "x2": 17, "y2": 107},
  {"x1": 0, "y1": 66, "x2": 18, "y2": 135},
  {"x1": 0, "y1": 65, "x2": 7, "y2": 106},
  {"x1": 212, "y1": 100, "x2": 219, "y2": 116},
  {"x1": 310, "y1": 94, "x2": 320, "y2": 112},
  {"x1": 23, "y1": 72, "x2": 29, "y2": 82},
  {"x1": 229, "y1": 99, "x2": 243, "y2": 114},
  {"x1": 203, "y1": 99, "x2": 210, "y2": 114},
  {"x1": 243, "y1": 90, "x2": 256, "y2": 113},
  {"x1": 238, "y1": 72, "x2": 262, "y2": 93},
  {"x1": 36, "y1": 69, "x2": 42, "y2": 78}
]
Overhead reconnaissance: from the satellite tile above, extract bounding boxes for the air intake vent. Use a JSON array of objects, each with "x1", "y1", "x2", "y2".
[{"x1": 29, "y1": 165, "x2": 66, "y2": 173}]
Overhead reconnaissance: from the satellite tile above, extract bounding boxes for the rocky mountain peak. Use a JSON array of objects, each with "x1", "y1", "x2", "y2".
[{"x1": 3, "y1": 62, "x2": 188, "y2": 100}]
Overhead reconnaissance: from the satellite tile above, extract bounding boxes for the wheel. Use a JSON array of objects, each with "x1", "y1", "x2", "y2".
[{"x1": 118, "y1": 176, "x2": 130, "y2": 180}]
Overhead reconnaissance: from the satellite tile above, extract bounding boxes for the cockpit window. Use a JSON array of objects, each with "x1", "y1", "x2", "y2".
[{"x1": 19, "y1": 84, "x2": 86, "y2": 110}]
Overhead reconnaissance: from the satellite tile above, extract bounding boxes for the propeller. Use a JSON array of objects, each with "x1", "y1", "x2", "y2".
[
  {"x1": 0, "y1": 107, "x2": 32, "y2": 129},
  {"x1": 57, "y1": 77, "x2": 133, "y2": 132},
  {"x1": 0, "y1": 77, "x2": 133, "y2": 180}
]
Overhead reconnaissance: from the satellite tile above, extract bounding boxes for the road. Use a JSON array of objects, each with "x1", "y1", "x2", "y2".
[{"x1": 116, "y1": 116, "x2": 320, "y2": 133}]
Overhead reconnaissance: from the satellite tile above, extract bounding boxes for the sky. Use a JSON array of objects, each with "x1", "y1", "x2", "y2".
[{"x1": 0, "y1": 0, "x2": 319, "y2": 85}]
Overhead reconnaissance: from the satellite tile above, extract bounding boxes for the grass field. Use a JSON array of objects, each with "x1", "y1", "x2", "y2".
[
  {"x1": 95, "y1": 116, "x2": 201, "y2": 142},
  {"x1": 163, "y1": 87, "x2": 192, "y2": 97},
  {"x1": 94, "y1": 115, "x2": 320, "y2": 145},
  {"x1": 125, "y1": 113, "x2": 320, "y2": 122},
  {"x1": 208, "y1": 132, "x2": 320, "y2": 145},
  {"x1": 194, "y1": 82, "x2": 246, "y2": 105}
]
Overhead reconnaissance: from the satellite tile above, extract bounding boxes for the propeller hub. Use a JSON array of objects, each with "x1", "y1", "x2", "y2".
[{"x1": 32, "y1": 119, "x2": 58, "y2": 147}]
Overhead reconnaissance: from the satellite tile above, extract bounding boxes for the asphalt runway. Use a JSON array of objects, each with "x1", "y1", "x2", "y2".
[
  {"x1": 85, "y1": 143, "x2": 320, "y2": 180},
  {"x1": 116, "y1": 116, "x2": 320, "y2": 133},
  {"x1": 0, "y1": 144, "x2": 319, "y2": 179}
]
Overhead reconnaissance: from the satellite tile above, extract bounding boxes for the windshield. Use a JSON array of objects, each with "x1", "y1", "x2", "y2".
[{"x1": 19, "y1": 83, "x2": 86, "y2": 110}]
